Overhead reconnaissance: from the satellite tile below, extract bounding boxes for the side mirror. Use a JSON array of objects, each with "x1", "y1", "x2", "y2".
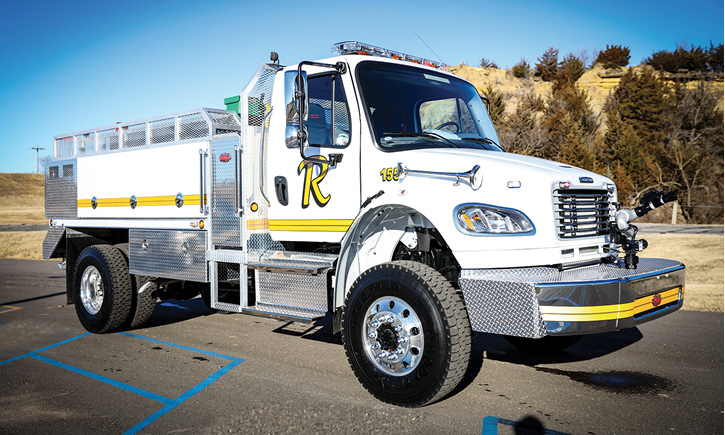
[{"x1": 285, "y1": 70, "x2": 308, "y2": 125}]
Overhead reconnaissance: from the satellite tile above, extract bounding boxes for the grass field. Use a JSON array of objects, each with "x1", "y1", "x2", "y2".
[
  {"x1": 0, "y1": 173, "x2": 45, "y2": 225},
  {"x1": 0, "y1": 173, "x2": 722, "y2": 312}
]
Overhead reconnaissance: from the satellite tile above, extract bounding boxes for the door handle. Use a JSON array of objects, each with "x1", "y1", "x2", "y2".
[{"x1": 274, "y1": 176, "x2": 288, "y2": 206}]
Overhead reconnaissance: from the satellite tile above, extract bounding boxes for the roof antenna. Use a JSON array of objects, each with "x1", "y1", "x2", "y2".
[{"x1": 412, "y1": 30, "x2": 444, "y2": 63}]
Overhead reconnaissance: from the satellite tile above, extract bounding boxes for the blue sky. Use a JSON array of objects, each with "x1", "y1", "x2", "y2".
[{"x1": 1, "y1": 0, "x2": 722, "y2": 173}]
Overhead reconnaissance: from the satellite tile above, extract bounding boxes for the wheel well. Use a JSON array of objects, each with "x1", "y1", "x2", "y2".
[{"x1": 334, "y1": 205, "x2": 461, "y2": 312}]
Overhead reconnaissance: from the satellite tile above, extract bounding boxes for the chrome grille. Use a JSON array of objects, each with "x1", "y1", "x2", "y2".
[{"x1": 554, "y1": 189, "x2": 612, "y2": 238}]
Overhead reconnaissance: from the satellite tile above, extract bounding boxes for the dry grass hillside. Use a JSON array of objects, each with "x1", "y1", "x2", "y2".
[
  {"x1": 0, "y1": 173, "x2": 45, "y2": 225},
  {"x1": 449, "y1": 63, "x2": 725, "y2": 124}
]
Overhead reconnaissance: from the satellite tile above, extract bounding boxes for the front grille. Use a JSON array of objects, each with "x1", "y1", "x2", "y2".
[{"x1": 554, "y1": 189, "x2": 612, "y2": 238}]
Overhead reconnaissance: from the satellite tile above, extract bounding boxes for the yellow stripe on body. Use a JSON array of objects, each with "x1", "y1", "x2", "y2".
[
  {"x1": 268, "y1": 219, "x2": 354, "y2": 232},
  {"x1": 540, "y1": 287, "x2": 681, "y2": 322},
  {"x1": 77, "y1": 194, "x2": 205, "y2": 208}
]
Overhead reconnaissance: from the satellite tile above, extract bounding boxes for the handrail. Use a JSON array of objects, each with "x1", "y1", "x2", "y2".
[{"x1": 259, "y1": 108, "x2": 274, "y2": 206}]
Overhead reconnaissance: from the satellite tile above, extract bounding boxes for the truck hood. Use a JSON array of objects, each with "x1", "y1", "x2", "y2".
[{"x1": 397, "y1": 148, "x2": 612, "y2": 188}]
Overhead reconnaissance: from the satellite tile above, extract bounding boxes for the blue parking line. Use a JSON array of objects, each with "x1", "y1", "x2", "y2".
[
  {"x1": 0, "y1": 332, "x2": 90, "y2": 367},
  {"x1": 118, "y1": 332, "x2": 245, "y2": 363},
  {"x1": 0, "y1": 331, "x2": 244, "y2": 434},
  {"x1": 30, "y1": 354, "x2": 174, "y2": 405},
  {"x1": 482, "y1": 416, "x2": 572, "y2": 435},
  {"x1": 123, "y1": 359, "x2": 243, "y2": 435}
]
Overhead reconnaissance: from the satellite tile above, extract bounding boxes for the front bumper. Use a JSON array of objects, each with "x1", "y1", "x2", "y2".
[{"x1": 459, "y1": 258, "x2": 685, "y2": 338}]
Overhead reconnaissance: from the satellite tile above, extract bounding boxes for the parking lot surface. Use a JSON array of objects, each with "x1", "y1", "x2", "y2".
[{"x1": 0, "y1": 259, "x2": 722, "y2": 434}]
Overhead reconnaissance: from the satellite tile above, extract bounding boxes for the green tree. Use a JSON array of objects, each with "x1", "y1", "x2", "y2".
[
  {"x1": 479, "y1": 84, "x2": 505, "y2": 124},
  {"x1": 560, "y1": 122, "x2": 593, "y2": 169},
  {"x1": 536, "y1": 47, "x2": 559, "y2": 82},
  {"x1": 480, "y1": 58, "x2": 499, "y2": 69},
  {"x1": 512, "y1": 58, "x2": 530, "y2": 78},
  {"x1": 595, "y1": 45, "x2": 631, "y2": 69},
  {"x1": 554, "y1": 53, "x2": 586, "y2": 93}
]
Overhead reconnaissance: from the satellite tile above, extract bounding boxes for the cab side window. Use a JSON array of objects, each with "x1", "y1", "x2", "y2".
[{"x1": 307, "y1": 74, "x2": 350, "y2": 147}]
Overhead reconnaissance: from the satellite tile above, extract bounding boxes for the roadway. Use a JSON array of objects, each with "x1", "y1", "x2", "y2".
[{"x1": 0, "y1": 259, "x2": 722, "y2": 434}]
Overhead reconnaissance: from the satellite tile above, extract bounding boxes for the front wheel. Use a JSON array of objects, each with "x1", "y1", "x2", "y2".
[{"x1": 342, "y1": 261, "x2": 471, "y2": 407}]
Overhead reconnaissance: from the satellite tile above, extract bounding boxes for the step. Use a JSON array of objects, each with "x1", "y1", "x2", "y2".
[
  {"x1": 247, "y1": 250, "x2": 337, "y2": 274},
  {"x1": 242, "y1": 303, "x2": 326, "y2": 323}
]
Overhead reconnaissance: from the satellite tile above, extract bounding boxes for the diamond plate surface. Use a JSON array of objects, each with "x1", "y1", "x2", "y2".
[
  {"x1": 218, "y1": 262, "x2": 240, "y2": 282},
  {"x1": 129, "y1": 230, "x2": 207, "y2": 282},
  {"x1": 211, "y1": 136, "x2": 241, "y2": 247},
  {"x1": 460, "y1": 279, "x2": 546, "y2": 338},
  {"x1": 244, "y1": 303, "x2": 324, "y2": 320},
  {"x1": 42, "y1": 227, "x2": 66, "y2": 259},
  {"x1": 460, "y1": 258, "x2": 683, "y2": 284},
  {"x1": 45, "y1": 159, "x2": 77, "y2": 218},
  {"x1": 255, "y1": 269, "x2": 328, "y2": 312},
  {"x1": 179, "y1": 112, "x2": 208, "y2": 140},
  {"x1": 248, "y1": 250, "x2": 337, "y2": 272},
  {"x1": 242, "y1": 65, "x2": 284, "y2": 253}
]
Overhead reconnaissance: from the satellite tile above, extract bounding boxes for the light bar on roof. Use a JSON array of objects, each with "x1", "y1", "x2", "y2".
[{"x1": 332, "y1": 41, "x2": 448, "y2": 71}]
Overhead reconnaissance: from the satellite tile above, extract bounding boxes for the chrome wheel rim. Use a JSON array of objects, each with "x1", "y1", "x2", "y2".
[
  {"x1": 362, "y1": 296, "x2": 424, "y2": 376},
  {"x1": 80, "y1": 266, "x2": 104, "y2": 315}
]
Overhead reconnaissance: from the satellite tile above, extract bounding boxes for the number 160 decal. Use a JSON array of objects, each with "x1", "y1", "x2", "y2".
[{"x1": 379, "y1": 167, "x2": 399, "y2": 182}]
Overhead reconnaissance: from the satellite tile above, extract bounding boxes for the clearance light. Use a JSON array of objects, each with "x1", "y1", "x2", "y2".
[
  {"x1": 559, "y1": 181, "x2": 571, "y2": 189},
  {"x1": 332, "y1": 41, "x2": 448, "y2": 71}
]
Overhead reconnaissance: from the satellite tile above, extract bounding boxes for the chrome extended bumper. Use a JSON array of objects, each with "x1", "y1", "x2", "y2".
[{"x1": 459, "y1": 258, "x2": 685, "y2": 338}]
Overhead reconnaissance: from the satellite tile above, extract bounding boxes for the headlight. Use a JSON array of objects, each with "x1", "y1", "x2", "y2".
[{"x1": 454, "y1": 204, "x2": 534, "y2": 235}]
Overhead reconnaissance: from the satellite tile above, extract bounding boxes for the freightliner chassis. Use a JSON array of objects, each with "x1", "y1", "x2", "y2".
[{"x1": 44, "y1": 41, "x2": 684, "y2": 406}]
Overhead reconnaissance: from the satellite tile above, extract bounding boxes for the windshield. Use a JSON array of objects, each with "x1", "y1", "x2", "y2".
[{"x1": 357, "y1": 62, "x2": 502, "y2": 152}]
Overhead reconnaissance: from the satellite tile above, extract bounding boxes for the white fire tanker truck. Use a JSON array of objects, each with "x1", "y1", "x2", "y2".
[{"x1": 44, "y1": 41, "x2": 685, "y2": 406}]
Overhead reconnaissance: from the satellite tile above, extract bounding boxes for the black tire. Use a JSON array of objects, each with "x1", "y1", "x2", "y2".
[
  {"x1": 342, "y1": 261, "x2": 471, "y2": 407},
  {"x1": 504, "y1": 335, "x2": 582, "y2": 354},
  {"x1": 73, "y1": 245, "x2": 132, "y2": 333},
  {"x1": 115, "y1": 243, "x2": 156, "y2": 329}
]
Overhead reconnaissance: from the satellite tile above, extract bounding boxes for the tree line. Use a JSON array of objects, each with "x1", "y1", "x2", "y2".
[{"x1": 479, "y1": 44, "x2": 724, "y2": 224}]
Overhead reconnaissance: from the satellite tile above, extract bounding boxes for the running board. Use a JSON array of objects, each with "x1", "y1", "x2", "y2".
[
  {"x1": 242, "y1": 303, "x2": 326, "y2": 323},
  {"x1": 247, "y1": 250, "x2": 337, "y2": 275}
]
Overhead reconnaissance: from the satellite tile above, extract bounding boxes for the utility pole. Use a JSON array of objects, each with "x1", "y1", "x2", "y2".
[{"x1": 31, "y1": 146, "x2": 45, "y2": 174}]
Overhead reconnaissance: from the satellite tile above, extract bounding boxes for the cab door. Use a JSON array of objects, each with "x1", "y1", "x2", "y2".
[{"x1": 266, "y1": 67, "x2": 361, "y2": 243}]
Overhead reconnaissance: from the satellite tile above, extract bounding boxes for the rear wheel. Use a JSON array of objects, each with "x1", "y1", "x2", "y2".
[
  {"x1": 115, "y1": 243, "x2": 156, "y2": 329},
  {"x1": 73, "y1": 245, "x2": 132, "y2": 333},
  {"x1": 342, "y1": 261, "x2": 471, "y2": 407}
]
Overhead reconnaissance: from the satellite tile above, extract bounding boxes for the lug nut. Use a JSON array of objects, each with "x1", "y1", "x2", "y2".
[
  {"x1": 398, "y1": 337, "x2": 407, "y2": 344},
  {"x1": 371, "y1": 342, "x2": 381, "y2": 350},
  {"x1": 395, "y1": 348, "x2": 404, "y2": 355},
  {"x1": 386, "y1": 315, "x2": 395, "y2": 323},
  {"x1": 368, "y1": 331, "x2": 377, "y2": 339},
  {"x1": 370, "y1": 320, "x2": 379, "y2": 328},
  {"x1": 394, "y1": 325, "x2": 403, "y2": 332},
  {"x1": 377, "y1": 351, "x2": 388, "y2": 359},
  {"x1": 387, "y1": 353, "x2": 396, "y2": 361}
]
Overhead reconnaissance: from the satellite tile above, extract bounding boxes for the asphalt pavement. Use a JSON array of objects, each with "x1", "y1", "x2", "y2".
[{"x1": 0, "y1": 259, "x2": 722, "y2": 434}]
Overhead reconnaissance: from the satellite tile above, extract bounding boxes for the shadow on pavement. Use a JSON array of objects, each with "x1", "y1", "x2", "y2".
[{"x1": 141, "y1": 297, "x2": 214, "y2": 329}]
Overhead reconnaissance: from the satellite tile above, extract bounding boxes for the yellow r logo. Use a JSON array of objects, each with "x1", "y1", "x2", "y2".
[{"x1": 298, "y1": 156, "x2": 331, "y2": 208}]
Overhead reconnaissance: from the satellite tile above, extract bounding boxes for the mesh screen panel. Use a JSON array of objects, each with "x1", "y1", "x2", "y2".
[
  {"x1": 180, "y1": 112, "x2": 208, "y2": 140},
  {"x1": 150, "y1": 117, "x2": 176, "y2": 144},
  {"x1": 122, "y1": 122, "x2": 147, "y2": 148},
  {"x1": 56, "y1": 137, "x2": 74, "y2": 158}
]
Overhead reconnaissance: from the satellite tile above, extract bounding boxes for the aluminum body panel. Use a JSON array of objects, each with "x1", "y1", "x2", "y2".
[
  {"x1": 129, "y1": 230, "x2": 208, "y2": 282},
  {"x1": 76, "y1": 140, "x2": 209, "y2": 219},
  {"x1": 42, "y1": 227, "x2": 66, "y2": 259},
  {"x1": 243, "y1": 303, "x2": 325, "y2": 321},
  {"x1": 210, "y1": 135, "x2": 242, "y2": 247},
  {"x1": 255, "y1": 269, "x2": 328, "y2": 313},
  {"x1": 45, "y1": 159, "x2": 77, "y2": 218},
  {"x1": 459, "y1": 258, "x2": 685, "y2": 337}
]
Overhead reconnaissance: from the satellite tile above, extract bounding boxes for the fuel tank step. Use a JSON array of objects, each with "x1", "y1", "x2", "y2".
[{"x1": 242, "y1": 303, "x2": 325, "y2": 323}]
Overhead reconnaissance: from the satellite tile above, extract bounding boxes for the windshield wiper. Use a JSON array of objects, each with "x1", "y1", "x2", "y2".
[
  {"x1": 460, "y1": 137, "x2": 503, "y2": 151},
  {"x1": 382, "y1": 132, "x2": 459, "y2": 148}
]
